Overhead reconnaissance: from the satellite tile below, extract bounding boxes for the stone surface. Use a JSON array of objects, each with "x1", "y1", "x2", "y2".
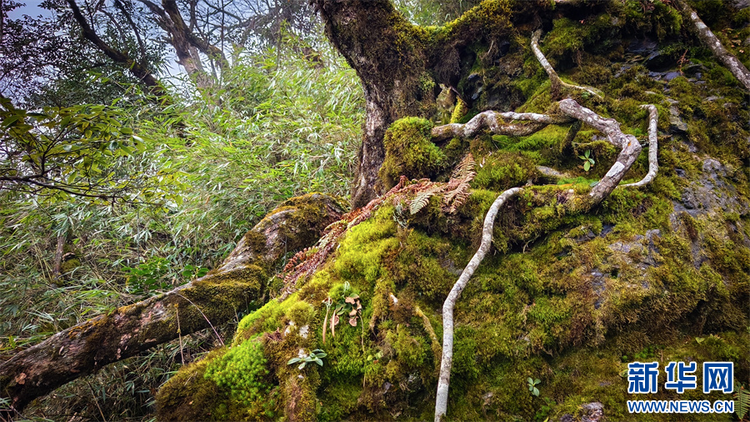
[{"x1": 580, "y1": 402, "x2": 604, "y2": 422}]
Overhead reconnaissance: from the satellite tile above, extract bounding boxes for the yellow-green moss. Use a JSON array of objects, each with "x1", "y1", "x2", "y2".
[{"x1": 379, "y1": 117, "x2": 448, "y2": 190}]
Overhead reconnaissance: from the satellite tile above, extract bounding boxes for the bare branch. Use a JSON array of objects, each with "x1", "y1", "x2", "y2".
[{"x1": 65, "y1": 0, "x2": 168, "y2": 98}]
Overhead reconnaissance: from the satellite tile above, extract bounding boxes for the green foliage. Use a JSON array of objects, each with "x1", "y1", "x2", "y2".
[
  {"x1": 578, "y1": 149, "x2": 595, "y2": 172},
  {"x1": 287, "y1": 348, "x2": 328, "y2": 369},
  {"x1": 736, "y1": 384, "x2": 750, "y2": 421},
  {"x1": 0, "y1": 96, "x2": 181, "y2": 202},
  {"x1": 527, "y1": 377, "x2": 541, "y2": 397}
]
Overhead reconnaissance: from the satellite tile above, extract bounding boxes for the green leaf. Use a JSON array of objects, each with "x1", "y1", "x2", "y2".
[
  {"x1": 287, "y1": 357, "x2": 301, "y2": 365},
  {"x1": 584, "y1": 161, "x2": 591, "y2": 172}
]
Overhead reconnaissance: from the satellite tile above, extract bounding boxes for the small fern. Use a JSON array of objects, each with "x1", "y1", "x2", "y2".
[
  {"x1": 450, "y1": 153, "x2": 476, "y2": 181},
  {"x1": 442, "y1": 153, "x2": 476, "y2": 213},
  {"x1": 410, "y1": 190, "x2": 433, "y2": 214},
  {"x1": 736, "y1": 384, "x2": 750, "y2": 421}
]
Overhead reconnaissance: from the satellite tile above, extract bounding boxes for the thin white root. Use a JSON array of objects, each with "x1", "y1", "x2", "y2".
[
  {"x1": 673, "y1": 0, "x2": 750, "y2": 92},
  {"x1": 431, "y1": 110, "x2": 573, "y2": 142},
  {"x1": 622, "y1": 105, "x2": 659, "y2": 188},
  {"x1": 434, "y1": 187, "x2": 522, "y2": 422},
  {"x1": 531, "y1": 29, "x2": 603, "y2": 99},
  {"x1": 557, "y1": 99, "x2": 644, "y2": 203}
]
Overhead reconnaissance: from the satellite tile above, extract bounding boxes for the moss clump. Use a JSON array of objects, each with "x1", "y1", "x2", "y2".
[
  {"x1": 204, "y1": 338, "x2": 279, "y2": 419},
  {"x1": 379, "y1": 117, "x2": 447, "y2": 190}
]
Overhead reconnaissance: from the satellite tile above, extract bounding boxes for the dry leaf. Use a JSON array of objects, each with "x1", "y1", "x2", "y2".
[{"x1": 349, "y1": 317, "x2": 358, "y2": 327}]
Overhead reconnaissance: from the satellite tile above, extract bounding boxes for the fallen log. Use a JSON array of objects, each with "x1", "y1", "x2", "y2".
[{"x1": 0, "y1": 193, "x2": 345, "y2": 414}]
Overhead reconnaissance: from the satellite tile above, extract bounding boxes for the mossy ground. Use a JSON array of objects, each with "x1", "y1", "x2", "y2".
[{"x1": 157, "y1": 1, "x2": 750, "y2": 420}]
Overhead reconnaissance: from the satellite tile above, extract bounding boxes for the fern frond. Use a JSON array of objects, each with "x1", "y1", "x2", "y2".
[
  {"x1": 450, "y1": 153, "x2": 476, "y2": 181},
  {"x1": 736, "y1": 384, "x2": 750, "y2": 420},
  {"x1": 443, "y1": 154, "x2": 476, "y2": 213}
]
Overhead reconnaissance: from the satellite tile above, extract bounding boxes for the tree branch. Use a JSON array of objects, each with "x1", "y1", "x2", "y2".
[{"x1": 65, "y1": 0, "x2": 168, "y2": 99}]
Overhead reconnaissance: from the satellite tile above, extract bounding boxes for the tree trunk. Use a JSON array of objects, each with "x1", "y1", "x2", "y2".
[
  {"x1": 312, "y1": 0, "x2": 547, "y2": 206},
  {"x1": 0, "y1": 194, "x2": 344, "y2": 414}
]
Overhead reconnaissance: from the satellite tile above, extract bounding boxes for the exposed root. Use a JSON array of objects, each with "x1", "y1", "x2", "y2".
[
  {"x1": 431, "y1": 110, "x2": 573, "y2": 142},
  {"x1": 434, "y1": 32, "x2": 660, "y2": 422},
  {"x1": 434, "y1": 187, "x2": 522, "y2": 422},
  {"x1": 557, "y1": 99, "x2": 643, "y2": 203},
  {"x1": 622, "y1": 105, "x2": 659, "y2": 188},
  {"x1": 673, "y1": 0, "x2": 750, "y2": 92},
  {"x1": 531, "y1": 29, "x2": 603, "y2": 99}
]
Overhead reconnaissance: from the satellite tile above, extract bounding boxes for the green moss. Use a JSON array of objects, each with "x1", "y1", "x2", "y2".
[
  {"x1": 379, "y1": 117, "x2": 448, "y2": 190},
  {"x1": 204, "y1": 338, "x2": 279, "y2": 419}
]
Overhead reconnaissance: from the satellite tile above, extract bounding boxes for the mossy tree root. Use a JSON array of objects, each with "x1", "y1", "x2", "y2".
[
  {"x1": 435, "y1": 186, "x2": 523, "y2": 422},
  {"x1": 530, "y1": 29, "x2": 603, "y2": 99},
  {"x1": 434, "y1": 35, "x2": 660, "y2": 421},
  {"x1": 0, "y1": 194, "x2": 344, "y2": 415},
  {"x1": 673, "y1": 0, "x2": 750, "y2": 92},
  {"x1": 431, "y1": 110, "x2": 573, "y2": 142},
  {"x1": 622, "y1": 105, "x2": 659, "y2": 188}
]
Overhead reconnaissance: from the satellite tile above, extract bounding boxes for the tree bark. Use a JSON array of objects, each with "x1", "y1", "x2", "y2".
[
  {"x1": 311, "y1": 0, "x2": 433, "y2": 207},
  {"x1": 312, "y1": 0, "x2": 547, "y2": 207},
  {"x1": 0, "y1": 194, "x2": 344, "y2": 414}
]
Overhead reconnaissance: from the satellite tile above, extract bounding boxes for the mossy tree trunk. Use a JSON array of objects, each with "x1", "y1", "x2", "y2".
[{"x1": 311, "y1": 0, "x2": 547, "y2": 207}]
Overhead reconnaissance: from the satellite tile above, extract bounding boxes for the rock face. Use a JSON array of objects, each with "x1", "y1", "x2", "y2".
[{"x1": 155, "y1": 2, "x2": 750, "y2": 421}]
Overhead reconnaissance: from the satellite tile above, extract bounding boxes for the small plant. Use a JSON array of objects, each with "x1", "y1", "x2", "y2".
[
  {"x1": 528, "y1": 377, "x2": 541, "y2": 397},
  {"x1": 287, "y1": 349, "x2": 327, "y2": 369},
  {"x1": 579, "y1": 149, "x2": 595, "y2": 172},
  {"x1": 735, "y1": 384, "x2": 749, "y2": 421}
]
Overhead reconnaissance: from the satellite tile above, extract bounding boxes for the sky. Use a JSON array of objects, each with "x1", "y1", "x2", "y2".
[{"x1": 8, "y1": 0, "x2": 53, "y2": 20}]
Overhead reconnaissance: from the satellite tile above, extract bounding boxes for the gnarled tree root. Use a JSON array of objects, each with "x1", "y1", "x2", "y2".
[
  {"x1": 433, "y1": 30, "x2": 660, "y2": 422},
  {"x1": 0, "y1": 193, "x2": 344, "y2": 415}
]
